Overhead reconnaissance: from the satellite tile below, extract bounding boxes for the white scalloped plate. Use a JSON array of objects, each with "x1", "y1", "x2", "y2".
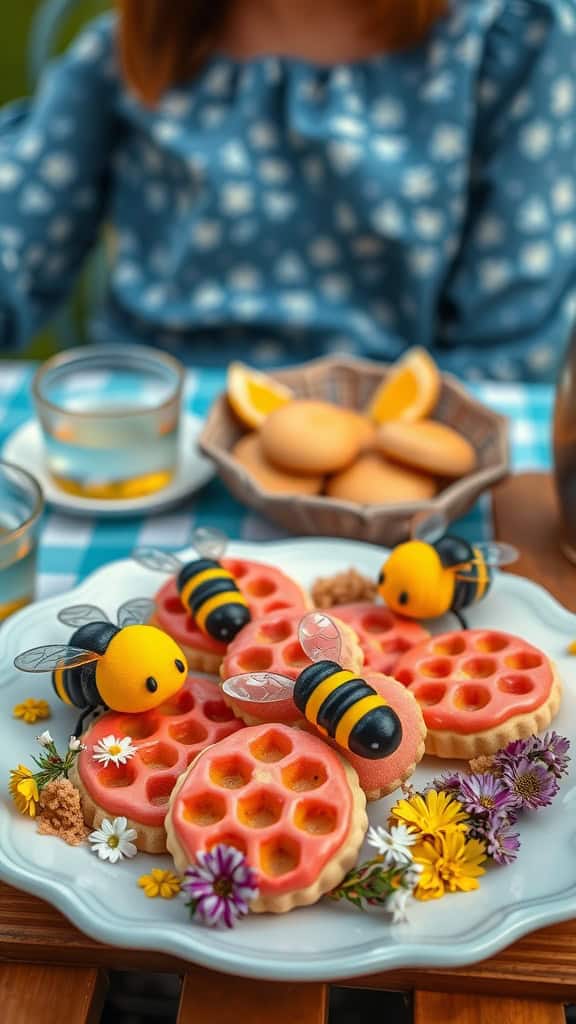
[{"x1": 1, "y1": 539, "x2": 576, "y2": 981}]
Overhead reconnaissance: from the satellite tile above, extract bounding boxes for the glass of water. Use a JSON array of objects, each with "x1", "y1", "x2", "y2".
[
  {"x1": 32, "y1": 345, "x2": 185, "y2": 500},
  {"x1": 0, "y1": 461, "x2": 43, "y2": 622}
]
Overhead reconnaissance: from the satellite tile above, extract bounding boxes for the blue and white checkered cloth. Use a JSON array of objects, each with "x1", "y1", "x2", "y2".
[{"x1": 0, "y1": 361, "x2": 554, "y2": 603}]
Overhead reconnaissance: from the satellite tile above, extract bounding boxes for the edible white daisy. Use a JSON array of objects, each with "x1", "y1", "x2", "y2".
[
  {"x1": 367, "y1": 823, "x2": 417, "y2": 868},
  {"x1": 92, "y1": 734, "x2": 136, "y2": 768},
  {"x1": 387, "y1": 887, "x2": 412, "y2": 925},
  {"x1": 36, "y1": 730, "x2": 53, "y2": 747},
  {"x1": 89, "y1": 817, "x2": 138, "y2": 864}
]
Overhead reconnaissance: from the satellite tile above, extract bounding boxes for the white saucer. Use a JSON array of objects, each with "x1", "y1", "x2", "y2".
[{"x1": 2, "y1": 413, "x2": 215, "y2": 518}]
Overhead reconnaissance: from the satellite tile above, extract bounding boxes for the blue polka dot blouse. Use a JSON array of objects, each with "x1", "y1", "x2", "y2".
[{"x1": 1, "y1": 1, "x2": 575, "y2": 379}]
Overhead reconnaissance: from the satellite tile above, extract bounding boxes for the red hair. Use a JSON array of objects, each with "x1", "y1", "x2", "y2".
[{"x1": 118, "y1": 0, "x2": 448, "y2": 105}]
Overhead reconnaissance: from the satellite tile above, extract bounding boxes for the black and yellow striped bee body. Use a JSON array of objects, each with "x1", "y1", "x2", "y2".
[
  {"x1": 294, "y1": 660, "x2": 402, "y2": 760},
  {"x1": 177, "y1": 558, "x2": 251, "y2": 642},
  {"x1": 435, "y1": 536, "x2": 492, "y2": 612},
  {"x1": 52, "y1": 622, "x2": 119, "y2": 709}
]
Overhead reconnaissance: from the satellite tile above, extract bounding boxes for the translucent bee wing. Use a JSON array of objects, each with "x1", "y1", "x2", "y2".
[
  {"x1": 192, "y1": 526, "x2": 227, "y2": 560},
  {"x1": 298, "y1": 612, "x2": 342, "y2": 664},
  {"x1": 57, "y1": 604, "x2": 109, "y2": 628},
  {"x1": 222, "y1": 672, "x2": 295, "y2": 703},
  {"x1": 117, "y1": 598, "x2": 156, "y2": 628},
  {"x1": 473, "y1": 542, "x2": 519, "y2": 568},
  {"x1": 14, "y1": 645, "x2": 99, "y2": 672},
  {"x1": 411, "y1": 510, "x2": 448, "y2": 544},
  {"x1": 133, "y1": 547, "x2": 181, "y2": 574}
]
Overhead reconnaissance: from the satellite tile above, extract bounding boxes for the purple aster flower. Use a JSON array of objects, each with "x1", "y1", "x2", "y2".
[
  {"x1": 472, "y1": 819, "x2": 521, "y2": 866},
  {"x1": 502, "y1": 757, "x2": 559, "y2": 811},
  {"x1": 493, "y1": 737, "x2": 532, "y2": 772},
  {"x1": 530, "y1": 732, "x2": 571, "y2": 779},
  {"x1": 429, "y1": 772, "x2": 463, "y2": 794},
  {"x1": 457, "y1": 773, "x2": 517, "y2": 822},
  {"x1": 181, "y1": 845, "x2": 259, "y2": 929}
]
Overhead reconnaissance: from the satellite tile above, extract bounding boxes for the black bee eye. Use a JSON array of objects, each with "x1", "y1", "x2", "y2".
[
  {"x1": 398, "y1": 591, "x2": 409, "y2": 606},
  {"x1": 378, "y1": 570, "x2": 385, "y2": 584},
  {"x1": 146, "y1": 676, "x2": 158, "y2": 693},
  {"x1": 175, "y1": 659, "x2": 185, "y2": 673}
]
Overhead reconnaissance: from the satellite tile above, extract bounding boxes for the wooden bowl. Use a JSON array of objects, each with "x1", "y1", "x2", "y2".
[{"x1": 198, "y1": 356, "x2": 509, "y2": 545}]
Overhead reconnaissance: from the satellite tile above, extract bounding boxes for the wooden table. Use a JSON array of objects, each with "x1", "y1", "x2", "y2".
[{"x1": 1, "y1": 473, "x2": 574, "y2": 1024}]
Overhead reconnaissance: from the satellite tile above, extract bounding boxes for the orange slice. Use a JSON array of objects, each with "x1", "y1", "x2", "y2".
[
  {"x1": 367, "y1": 347, "x2": 441, "y2": 424},
  {"x1": 227, "y1": 362, "x2": 294, "y2": 429}
]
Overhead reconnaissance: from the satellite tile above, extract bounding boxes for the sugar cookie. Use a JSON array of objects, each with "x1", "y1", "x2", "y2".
[
  {"x1": 70, "y1": 676, "x2": 244, "y2": 853},
  {"x1": 326, "y1": 454, "x2": 436, "y2": 504},
  {"x1": 220, "y1": 608, "x2": 365, "y2": 726},
  {"x1": 151, "y1": 558, "x2": 309, "y2": 674},
  {"x1": 233, "y1": 433, "x2": 323, "y2": 495},
  {"x1": 376, "y1": 419, "x2": 476, "y2": 478},
  {"x1": 165, "y1": 723, "x2": 368, "y2": 913},
  {"x1": 394, "y1": 629, "x2": 562, "y2": 759},
  {"x1": 261, "y1": 400, "x2": 362, "y2": 475},
  {"x1": 317, "y1": 671, "x2": 426, "y2": 801}
]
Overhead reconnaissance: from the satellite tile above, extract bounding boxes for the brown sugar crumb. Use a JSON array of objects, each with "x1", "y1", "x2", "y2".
[
  {"x1": 311, "y1": 567, "x2": 378, "y2": 609},
  {"x1": 468, "y1": 755, "x2": 502, "y2": 777},
  {"x1": 37, "y1": 778, "x2": 88, "y2": 846}
]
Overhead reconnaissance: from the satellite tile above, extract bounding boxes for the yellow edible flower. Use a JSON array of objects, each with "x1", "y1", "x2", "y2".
[
  {"x1": 390, "y1": 789, "x2": 468, "y2": 841},
  {"x1": 9, "y1": 765, "x2": 39, "y2": 817},
  {"x1": 13, "y1": 698, "x2": 51, "y2": 725},
  {"x1": 138, "y1": 868, "x2": 181, "y2": 899},
  {"x1": 412, "y1": 831, "x2": 487, "y2": 901}
]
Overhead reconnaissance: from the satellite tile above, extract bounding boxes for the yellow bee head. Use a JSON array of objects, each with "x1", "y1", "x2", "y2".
[
  {"x1": 96, "y1": 625, "x2": 188, "y2": 713},
  {"x1": 378, "y1": 540, "x2": 454, "y2": 620}
]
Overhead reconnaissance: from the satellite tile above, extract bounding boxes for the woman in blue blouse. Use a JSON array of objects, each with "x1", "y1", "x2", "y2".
[{"x1": 0, "y1": 0, "x2": 575, "y2": 379}]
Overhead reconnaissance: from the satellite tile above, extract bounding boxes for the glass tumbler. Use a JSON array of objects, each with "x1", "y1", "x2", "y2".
[
  {"x1": 0, "y1": 461, "x2": 43, "y2": 622},
  {"x1": 32, "y1": 345, "x2": 185, "y2": 500}
]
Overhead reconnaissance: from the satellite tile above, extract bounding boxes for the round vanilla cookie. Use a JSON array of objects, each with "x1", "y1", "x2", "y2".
[
  {"x1": 261, "y1": 400, "x2": 363, "y2": 475},
  {"x1": 326, "y1": 453, "x2": 436, "y2": 504},
  {"x1": 376, "y1": 419, "x2": 477, "y2": 478},
  {"x1": 233, "y1": 432, "x2": 323, "y2": 495}
]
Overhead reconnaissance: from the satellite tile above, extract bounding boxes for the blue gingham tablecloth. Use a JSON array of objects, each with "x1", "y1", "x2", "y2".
[{"x1": 0, "y1": 361, "x2": 554, "y2": 603}]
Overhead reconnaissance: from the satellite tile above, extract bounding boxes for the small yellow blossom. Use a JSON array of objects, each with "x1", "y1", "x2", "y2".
[
  {"x1": 390, "y1": 789, "x2": 468, "y2": 841},
  {"x1": 9, "y1": 765, "x2": 39, "y2": 817},
  {"x1": 13, "y1": 698, "x2": 51, "y2": 725},
  {"x1": 568, "y1": 641, "x2": 576, "y2": 656},
  {"x1": 412, "y1": 832, "x2": 487, "y2": 901},
  {"x1": 138, "y1": 868, "x2": 181, "y2": 899}
]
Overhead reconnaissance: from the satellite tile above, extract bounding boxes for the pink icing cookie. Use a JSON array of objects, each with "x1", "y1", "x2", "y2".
[
  {"x1": 165, "y1": 723, "x2": 368, "y2": 913},
  {"x1": 394, "y1": 629, "x2": 562, "y2": 759},
  {"x1": 315, "y1": 672, "x2": 426, "y2": 801},
  {"x1": 71, "y1": 675, "x2": 244, "y2": 852},
  {"x1": 331, "y1": 603, "x2": 429, "y2": 675},
  {"x1": 151, "y1": 557, "x2": 309, "y2": 673},
  {"x1": 220, "y1": 608, "x2": 365, "y2": 726}
]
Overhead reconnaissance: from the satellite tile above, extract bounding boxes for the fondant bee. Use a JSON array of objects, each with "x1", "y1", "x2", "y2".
[
  {"x1": 134, "y1": 527, "x2": 251, "y2": 643},
  {"x1": 14, "y1": 599, "x2": 188, "y2": 735},
  {"x1": 223, "y1": 612, "x2": 402, "y2": 760},
  {"x1": 378, "y1": 512, "x2": 518, "y2": 628}
]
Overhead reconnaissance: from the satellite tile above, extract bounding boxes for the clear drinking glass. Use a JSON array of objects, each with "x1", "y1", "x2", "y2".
[
  {"x1": 32, "y1": 345, "x2": 185, "y2": 500},
  {"x1": 553, "y1": 328, "x2": 576, "y2": 563},
  {"x1": 0, "y1": 461, "x2": 43, "y2": 622}
]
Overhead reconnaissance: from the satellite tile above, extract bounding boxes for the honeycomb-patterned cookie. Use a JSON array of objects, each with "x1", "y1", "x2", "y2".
[
  {"x1": 330, "y1": 603, "x2": 429, "y2": 676},
  {"x1": 151, "y1": 558, "x2": 309, "y2": 673},
  {"x1": 394, "y1": 630, "x2": 562, "y2": 759},
  {"x1": 220, "y1": 609, "x2": 365, "y2": 726},
  {"x1": 71, "y1": 676, "x2": 244, "y2": 853},
  {"x1": 165, "y1": 723, "x2": 368, "y2": 913}
]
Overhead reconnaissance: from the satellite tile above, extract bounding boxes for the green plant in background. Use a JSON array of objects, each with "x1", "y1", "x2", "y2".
[{"x1": 1, "y1": 0, "x2": 109, "y2": 359}]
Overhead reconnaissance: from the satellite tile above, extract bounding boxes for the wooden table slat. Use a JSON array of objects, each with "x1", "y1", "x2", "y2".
[
  {"x1": 413, "y1": 991, "x2": 566, "y2": 1024},
  {"x1": 0, "y1": 964, "x2": 106, "y2": 1024},
  {"x1": 177, "y1": 971, "x2": 327, "y2": 1024}
]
